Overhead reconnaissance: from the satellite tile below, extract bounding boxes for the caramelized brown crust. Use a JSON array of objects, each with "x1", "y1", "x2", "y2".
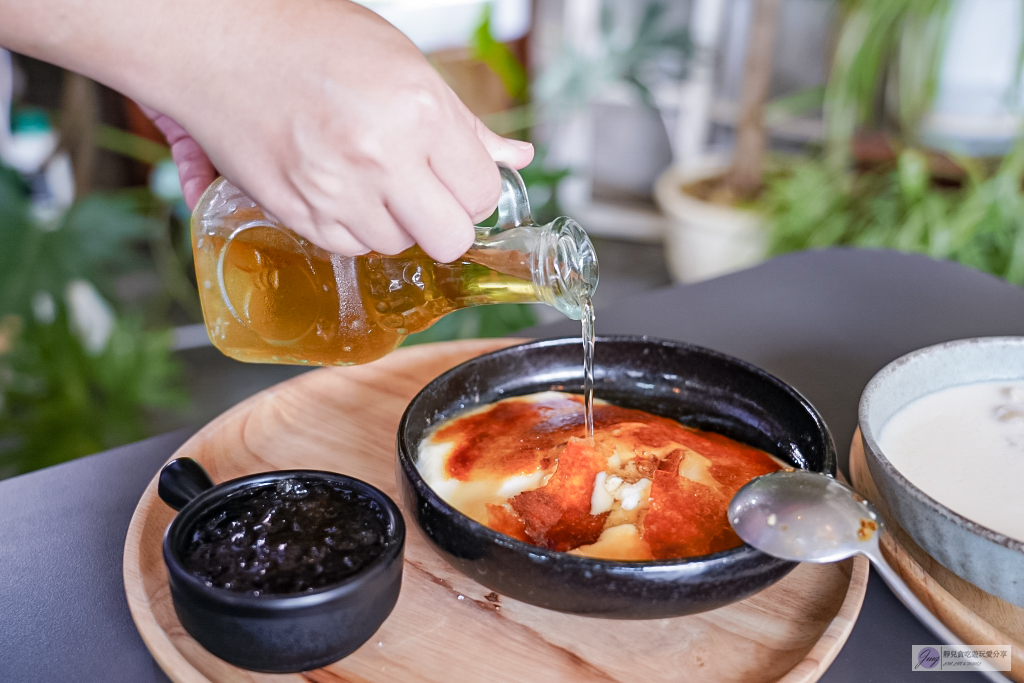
[
  {"x1": 643, "y1": 451, "x2": 737, "y2": 559},
  {"x1": 509, "y1": 437, "x2": 609, "y2": 550},
  {"x1": 439, "y1": 398, "x2": 578, "y2": 481},
  {"x1": 433, "y1": 394, "x2": 782, "y2": 560},
  {"x1": 485, "y1": 503, "x2": 531, "y2": 542}
]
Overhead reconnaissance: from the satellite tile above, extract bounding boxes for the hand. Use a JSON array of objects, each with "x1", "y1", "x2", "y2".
[
  {"x1": 136, "y1": 0, "x2": 533, "y2": 261},
  {"x1": 139, "y1": 106, "x2": 217, "y2": 210}
]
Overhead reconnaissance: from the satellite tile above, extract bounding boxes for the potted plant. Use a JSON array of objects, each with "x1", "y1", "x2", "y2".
[
  {"x1": 530, "y1": 0, "x2": 692, "y2": 239},
  {"x1": 654, "y1": 0, "x2": 783, "y2": 282},
  {"x1": 762, "y1": 0, "x2": 1024, "y2": 287}
]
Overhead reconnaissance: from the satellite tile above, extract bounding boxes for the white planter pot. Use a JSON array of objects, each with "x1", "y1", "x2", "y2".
[
  {"x1": 654, "y1": 164, "x2": 767, "y2": 283},
  {"x1": 922, "y1": 0, "x2": 1024, "y2": 156}
]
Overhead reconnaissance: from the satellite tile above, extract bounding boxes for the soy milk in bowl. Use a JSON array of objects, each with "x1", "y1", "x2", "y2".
[
  {"x1": 859, "y1": 337, "x2": 1024, "y2": 607},
  {"x1": 879, "y1": 381, "x2": 1024, "y2": 543}
]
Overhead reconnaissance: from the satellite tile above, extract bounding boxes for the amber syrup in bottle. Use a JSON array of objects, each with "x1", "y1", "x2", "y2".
[{"x1": 191, "y1": 164, "x2": 598, "y2": 366}]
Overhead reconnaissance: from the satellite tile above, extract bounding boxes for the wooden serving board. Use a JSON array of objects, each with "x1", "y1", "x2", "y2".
[
  {"x1": 124, "y1": 338, "x2": 869, "y2": 683},
  {"x1": 850, "y1": 429, "x2": 1024, "y2": 682}
]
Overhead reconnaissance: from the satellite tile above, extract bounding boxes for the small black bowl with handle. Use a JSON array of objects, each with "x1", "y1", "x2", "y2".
[
  {"x1": 158, "y1": 458, "x2": 405, "y2": 673},
  {"x1": 397, "y1": 335, "x2": 836, "y2": 619}
]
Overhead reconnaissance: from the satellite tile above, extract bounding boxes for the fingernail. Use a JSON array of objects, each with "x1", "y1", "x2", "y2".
[{"x1": 504, "y1": 138, "x2": 534, "y2": 150}]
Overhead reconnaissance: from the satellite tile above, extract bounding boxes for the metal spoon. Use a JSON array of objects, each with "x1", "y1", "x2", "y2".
[{"x1": 728, "y1": 469, "x2": 962, "y2": 647}]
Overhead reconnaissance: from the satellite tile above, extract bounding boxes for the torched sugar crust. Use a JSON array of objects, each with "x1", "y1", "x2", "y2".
[
  {"x1": 418, "y1": 391, "x2": 782, "y2": 561},
  {"x1": 502, "y1": 437, "x2": 609, "y2": 552}
]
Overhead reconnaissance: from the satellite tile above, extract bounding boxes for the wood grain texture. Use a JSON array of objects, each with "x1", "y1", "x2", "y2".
[
  {"x1": 850, "y1": 429, "x2": 1024, "y2": 681},
  {"x1": 124, "y1": 339, "x2": 868, "y2": 683}
]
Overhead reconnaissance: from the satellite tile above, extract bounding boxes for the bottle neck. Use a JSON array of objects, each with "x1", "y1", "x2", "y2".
[{"x1": 464, "y1": 217, "x2": 598, "y2": 320}]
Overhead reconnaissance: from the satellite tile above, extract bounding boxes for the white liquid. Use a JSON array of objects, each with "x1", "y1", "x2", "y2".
[{"x1": 879, "y1": 380, "x2": 1024, "y2": 542}]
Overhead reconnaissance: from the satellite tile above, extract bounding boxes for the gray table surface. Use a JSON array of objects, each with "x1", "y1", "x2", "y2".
[{"x1": 3, "y1": 248, "x2": 1021, "y2": 682}]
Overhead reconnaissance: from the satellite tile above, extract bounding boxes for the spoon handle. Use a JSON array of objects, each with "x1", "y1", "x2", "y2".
[
  {"x1": 864, "y1": 534, "x2": 1010, "y2": 682},
  {"x1": 864, "y1": 540, "x2": 959, "y2": 645}
]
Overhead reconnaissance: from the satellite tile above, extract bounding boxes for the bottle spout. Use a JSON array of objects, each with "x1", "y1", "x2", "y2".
[
  {"x1": 533, "y1": 215, "x2": 599, "y2": 320},
  {"x1": 468, "y1": 164, "x2": 599, "y2": 320}
]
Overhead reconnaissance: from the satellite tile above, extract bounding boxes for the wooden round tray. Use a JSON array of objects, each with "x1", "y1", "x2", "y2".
[
  {"x1": 124, "y1": 338, "x2": 869, "y2": 683},
  {"x1": 849, "y1": 429, "x2": 1024, "y2": 682}
]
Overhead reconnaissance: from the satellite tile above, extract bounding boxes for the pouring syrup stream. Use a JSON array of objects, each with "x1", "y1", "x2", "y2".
[{"x1": 581, "y1": 297, "x2": 595, "y2": 440}]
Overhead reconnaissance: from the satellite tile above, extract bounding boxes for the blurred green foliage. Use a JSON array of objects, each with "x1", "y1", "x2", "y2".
[
  {"x1": 0, "y1": 169, "x2": 154, "y2": 314},
  {"x1": 1, "y1": 312, "x2": 184, "y2": 472},
  {"x1": 519, "y1": 156, "x2": 572, "y2": 225},
  {"x1": 0, "y1": 164, "x2": 185, "y2": 475},
  {"x1": 534, "y1": 0, "x2": 691, "y2": 112},
  {"x1": 765, "y1": 0, "x2": 1024, "y2": 284},
  {"x1": 764, "y1": 142, "x2": 1024, "y2": 284},
  {"x1": 825, "y1": 0, "x2": 952, "y2": 168},
  {"x1": 480, "y1": 1, "x2": 691, "y2": 138},
  {"x1": 471, "y1": 5, "x2": 528, "y2": 103},
  {"x1": 96, "y1": 123, "x2": 171, "y2": 165}
]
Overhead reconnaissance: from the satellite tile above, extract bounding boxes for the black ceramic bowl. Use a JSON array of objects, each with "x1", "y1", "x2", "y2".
[
  {"x1": 159, "y1": 459, "x2": 405, "y2": 673},
  {"x1": 396, "y1": 336, "x2": 836, "y2": 619}
]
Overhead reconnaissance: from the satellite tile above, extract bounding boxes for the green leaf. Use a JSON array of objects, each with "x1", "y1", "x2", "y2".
[
  {"x1": 95, "y1": 124, "x2": 170, "y2": 165},
  {"x1": 897, "y1": 148, "x2": 929, "y2": 203},
  {"x1": 470, "y1": 5, "x2": 529, "y2": 102},
  {"x1": 825, "y1": 0, "x2": 952, "y2": 168},
  {"x1": 0, "y1": 164, "x2": 164, "y2": 320}
]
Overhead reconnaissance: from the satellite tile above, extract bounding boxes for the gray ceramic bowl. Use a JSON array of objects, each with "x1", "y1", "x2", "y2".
[{"x1": 859, "y1": 337, "x2": 1024, "y2": 606}]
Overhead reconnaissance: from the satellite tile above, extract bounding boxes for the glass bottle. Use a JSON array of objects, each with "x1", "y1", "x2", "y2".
[{"x1": 190, "y1": 164, "x2": 599, "y2": 366}]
